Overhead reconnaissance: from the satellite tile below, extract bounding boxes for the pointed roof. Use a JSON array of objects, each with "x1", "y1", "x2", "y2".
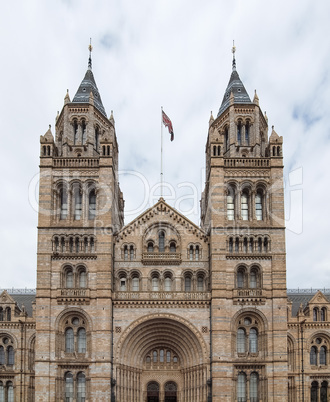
[
  {"x1": 217, "y1": 49, "x2": 252, "y2": 117},
  {"x1": 72, "y1": 47, "x2": 107, "y2": 118}
]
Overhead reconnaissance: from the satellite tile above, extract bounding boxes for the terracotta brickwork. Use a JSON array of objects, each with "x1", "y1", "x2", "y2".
[{"x1": 1, "y1": 55, "x2": 330, "y2": 402}]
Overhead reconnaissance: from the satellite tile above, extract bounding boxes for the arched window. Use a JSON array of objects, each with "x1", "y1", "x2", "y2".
[
  {"x1": 213, "y1": 145, "x2": 216, "y2": 156},
  {"x1": 147, "y1": 242, "x2": 154, "y2": 252},
  {"x1": 74, "y1": 120, "x2": 79, "y2": 145},
  {"x1": 78, "y1": 268, "x2": 87, "y2": 288},
  {"x1": 132, "y1": 275, "x2": 139, "y2": 291},
  {"x1": 310, "y1": 346, "x2": 317, "y2": 365},
  {"x1": 321, "y1": 381, "x2": 328, "y2": 402},
  {"x1": 167, "y1": 351, "x2": 171, "y2": 362},
  {"x1": 313, "y1": 307, "x2": 318, "y2": 322},
  {"x1": 82, "y1": 120, "x2": 87, "y2": 144},
  {"x1": 237, "y1": 328, "x2": 246, "y2": 354},
  {"x1": 250, "y1": 269, "x2": 257, "y2": 289},
  {"x1": 217, "y1": 145, "x2": 221, "y2": 156},
  {"x1": 77, "y1": 328, "x2": 86, "y2": 353},
  {"x1": 159, "y1": 231, "x2": 165, "y2": 252},
  {"x1": 95, "y1": 127, "x2": 99, "y2": 150},
  {"x1": 235, "y1": 237, "x2": 239, "y2": 252},
  {"x1": 0, "y1": 346, "x2": 5, "y2": 364},
  {"x1": 255, "y1": 191, "x2": 263, "y2": 220},
  {"x1": 130, "y1": 245, "x2": 134, "y2": 260},
  {"x1": 0, "y1": 308, "x2": 3, "y2": 321},
  {"x1": 185, "y1": 275, "x2": 192, "y2": 292},
  {"x1": 257, "y1": 238, "x2": 262, "y2": 252},
  {"x1": 237, "y1": 268, "x2": 245, "y2": 288},
  {"x1": 7, "y1": 381, "x2": 14, "y2": 402},
  {"x1": 249, "y1": 238, "x2": 254, "y2": 253},
  {"x1": 160, "y1": 349, "x2": 164, "y2": 363},
  {"x1": 245, "y1": 122, "x2": 250, "y2": 145},
  {"x1": 249, "y1": 328, "x2": 258, "y2": 353},
  {"x1": 229, "y1": 238, "x2": 233, "y2": 253},
  {"x1": 119, "y1": 274, "x2": 127, "y2": 291},
  {"x1": 0, "y1": 382, "x2": 3, "y2": 401},
  {"x1": 65, "y1": 328, "x2": 74, "y2": 353},
  {"x1": 75, "y1": 237, "x2": 80, "y2": 253},
  {"x1": 152, "y1": 275, "x2": 159, "y2": 291},
  {"x1": 189, "y1": 245, "x2": 194, "y2": 261},
  {"x1": 225, "y1": 127, "x2": 229, "y2": 152},
  {"x1": 320, "y1": 346, "x2": 327, "y2": 365},
  {"x1": 65, "y1": 372, "x2": 74, "y2": 401},
  {"x1": 197, "y1": 275, "x2": 204, "y2": 291},
  {"x1": 241, "y1": 191, "x2": 249, "y2": 220},
  {"x1": 77, "y1": 372, "x2": 86, "y2": 402},
  {"x1": 195, "y1": 245, "x2": 200, "y2": 260},
  {"x1": 237, "y1": 373, "x2": 246, "y2": 401},
  {"x1": 237, "y1": 122, "x2": 242, "y2": 145},
  {"x1": 311, "y1": 381, "x2": 318, "y2": 402},
  {"x1": 123, "y1": 245, "x2": 128, "y2": 260},
  {"x1": 227, "y1": 191, "x2": 235, "y2": 220},
  {"x1": 243, "y1": 238, "x2": 248, "y2": 253},
  {"x1": 74, "y1": 188, "x2": 82, "y2": 220},
  {"x1": 250, "y1": 372, "x2": 259, "y2": 402},
  {"x1": 6, "y1": 308, "x2": 11, "y2": 322},
  {"x1": 321, "y1": 307, "x2": 326, "y2": 322},
  {"x1": 61, "y1": 237, "x2": 65, "y2": 253},
  {"x1": 60, "y1": 188, "x2": 68, "y2": 220},
  {"x1": 7, "y1": 346, "x2": 14, "y2": 365},
  {"x1": 164, "y1": 276, "x2": 172, "y2": 292},
  {"x1": 153, "y1": 350, "x2": 157, "y2": 362},
  {"x1": 66, "y1": 268, "x2": 73, "y2": 288},
  {"x1": 88, "y1": 189, "x2": 96, "y2": 220},
  {"x1": 264, "y1": 238, "x2": 268, "y2": 253},
  {"x1": 170, "y1": 242, "x2": 176, "y2": 253}
]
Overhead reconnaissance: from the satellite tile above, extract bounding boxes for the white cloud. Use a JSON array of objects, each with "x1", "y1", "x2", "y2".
[{"x1": 0, "y1": 0, "x2": 330, "y2": 288}]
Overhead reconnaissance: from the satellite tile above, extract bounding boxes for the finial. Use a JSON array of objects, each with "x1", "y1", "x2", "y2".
[
  {"x1": 49, "y1": 124, "x2": 51, "y2": 129},
  {"x1": 88, "y1": 38, "x2": 93, "y2": 70},
  {"x1": 232, "y1": 40, "x2": 236, "y2": 71}
]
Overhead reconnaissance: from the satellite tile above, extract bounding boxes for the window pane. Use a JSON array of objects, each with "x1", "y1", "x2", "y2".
[
  {"x1": 256, "y1": 193, "x2": 263, "y2": 220},
  {"x1": 152, "y1": 277, "x2": 159, "y2": 291},
  {"x1": 65, "y1": 328, "x2": 74, "y2": 353},
  {"x1": 74, "y1": 190, "x2": 82, "y2": 220},
  {"x1": 0, "y1": 382, "x2": 3, "y2": 402},
  {"x1": 79, "y1": 271, "x2": 86, "y2": 288},
  {"x1": 227, "y1": 195, "x2": 234, "y2": 220},
  {"x1": 88, "y1": 191, "x2": 96, "y2": 220},
  {"x1": 197, "y1": 276, "x2": 204, "y2": 291},
  {"x1": 241, "y1": 193, "x2": 249, "y2": 220},
  {"x1": 185, "y1": 277, "x2": 191, "y2": 292},
  {"x1": 237, "y1": 329, "x2": 246, "y2": 354},
  {"x1": 250, "y1": 373, "x2": 258, "y2": 401},
  {"x1": 164, "y1": 277, "x2": 171, "y2": 291},
  {"x1": 65, "y1": 373, "x2": 74, "y2": 401},
  {"x1": 159, "y1": 231, "x2": 165, "y2": 252},
  {"x1": 66, "y1": 270, "x2": 73, "y2": 288},
  {"x1": 60, "y1": 189, "x2": 68, "y2": 220},
  {"x1": 250, "y1": 271, "x2": 257, "y2": 288},
  {"x1": 7, "y1": 382, "x2": 13, "y2": 402},
  {"x1": 237, "y1": 271, "x2": 244, "y2": 288},
  {"x1": 7, "y1": 346, "x2": 14, "y2": 365},
  {"x1": 167, "y1": 351, "x2": 171, "y2": 362},
  {"x1": 310, "y1": 346, "x2": 317, "y2": 365},
  {"x1": 249, "y1": 329, "x2": 258, "y2": 353},
  {"x1": 320, "y1": 346, "x2": 326, "y2": 365},
  {"x1": 78, "y1": 328, "x2": 86, "y2": 353},
  {"x1": 132, "y1": 277, "x2": 139, "y2": 291},
  {"x1": 237, "y1": 373, "x2": 246, "y2": 401},
  {"x1": 160, "y1": 349, "x2": 164, "y2": 362},
  {"x1": 0, "y1": 347, "x2": 4, "y2": 365},
  {"x1": 77, "y1": 373, "x2": 86, "y2": 402}
]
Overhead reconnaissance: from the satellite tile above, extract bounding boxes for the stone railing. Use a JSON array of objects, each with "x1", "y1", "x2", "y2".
[
  {"x1": 234, "y1": 289, "x2": 263, "y2": 297},
  {"x1": 142, "y1": 252, "x2": 182, "y2": 265},
  {"x1": 53, "y1": 158, "x2": 99, "y2": 168},
  {"x1": 224, "y1": 158, "x2": 270, "y2": 168},
  {"x1": 233, "y1": 288, "x2": 265, "y2": 305},
  {"x1": 57, "y1": 288, "x2": 90, "y2": 305},
  {"x1": 115, "y1": 291, "x2": 210, "y2": 301}
]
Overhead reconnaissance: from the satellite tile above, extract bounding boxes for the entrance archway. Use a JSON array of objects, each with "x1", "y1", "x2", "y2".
[
  {"x1": 165, "y1": 381, "x2": 177, "y2": 402},
  {"x1": 147, "y1": 381, "x2": 160, "y2": 402}
]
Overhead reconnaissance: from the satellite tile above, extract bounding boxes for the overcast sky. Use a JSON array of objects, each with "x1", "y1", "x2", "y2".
[{"x1": 0, "y1": 0, "x2": 329, "y2": 289}]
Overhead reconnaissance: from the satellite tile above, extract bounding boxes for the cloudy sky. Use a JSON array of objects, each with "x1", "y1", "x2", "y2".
[{"x1": 0, "y1": 0, "x2": 329, "y2": 289}]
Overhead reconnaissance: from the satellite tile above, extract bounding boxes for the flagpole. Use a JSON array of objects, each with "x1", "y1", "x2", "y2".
[{"x1": 161, "y1": 106, "x2": 163, "y2": 198}]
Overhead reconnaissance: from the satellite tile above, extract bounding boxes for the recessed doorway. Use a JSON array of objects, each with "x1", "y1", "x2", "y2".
[
  {"x1": 147, "y1": 381, "x2": 160, "y2": 402},
  {"x1": 164, "y1": 381, "x2": 177, "y2": 402}
]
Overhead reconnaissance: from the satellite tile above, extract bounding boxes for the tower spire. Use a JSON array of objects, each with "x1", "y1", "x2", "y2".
[
  {"x1": 232, "y1": 40, "x2": 236, "y2": 71},
  {"x1": 88, "y1": 38, "x2": 93, "y2": 70}
]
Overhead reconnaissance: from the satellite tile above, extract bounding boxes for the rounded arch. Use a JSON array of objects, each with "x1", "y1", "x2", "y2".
[
  {"x1": 0, "y1": 333, "x2": 18, "y2": 349},
  {"x1": 307, "y1": 330, "x2": 330, "y2": 346},
  {"x1": 116, "y1": 313, "x2": 208, "y2": 368},
  {"x1": 55, "y1": 307, "x2": 93, "y2": 333},
  {"x1": 231, "y1": 308, "x2": 269, "y2": 332}
]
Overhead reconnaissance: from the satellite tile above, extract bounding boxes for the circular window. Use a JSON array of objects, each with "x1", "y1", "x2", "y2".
[
  {"x1": 72, "y1": 317, "x2": 79, "y2": 326},
  {"x1": 244, "y1": 318, "x2": 252, "y2": 326},
  {"x1": 3, "y1": 337, "x2": 9, "y2": 344},
  {"x1": 316, "y1": 338, "x2": 322, "y2": 344},
  {"x1": 82, "y1": 88, "x2": 86, "y2": 92}
]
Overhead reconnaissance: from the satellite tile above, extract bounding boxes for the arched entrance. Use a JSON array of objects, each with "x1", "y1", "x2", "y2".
[
  {"x1": 165, "y1": 381, "x2": 177, "y2": 402},
  {"x1": 147, "y1": 381, "x2": 160, "y2": 402}
]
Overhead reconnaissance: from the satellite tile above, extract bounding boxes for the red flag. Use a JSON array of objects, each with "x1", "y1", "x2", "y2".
[{"x1": 162, "y1": 110, "x2": 174, "y2": 141}]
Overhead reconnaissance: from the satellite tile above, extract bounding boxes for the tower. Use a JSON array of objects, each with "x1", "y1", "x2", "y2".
[
  {"x1": 35, "y1": 47, "x2": 124, "y2": 400},
  {"x1": 200, "y1": 46, "x2": 287, "y2": 400}
]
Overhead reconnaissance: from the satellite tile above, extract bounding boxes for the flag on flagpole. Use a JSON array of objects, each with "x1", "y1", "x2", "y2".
[{"x1": 162, "y1": 110, "x2": 174, "y2": 141}]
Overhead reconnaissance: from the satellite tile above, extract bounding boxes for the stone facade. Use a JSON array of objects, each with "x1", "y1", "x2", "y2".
[{"x1": 0, "y1": 52, "x2": 330, "y2": 401}]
